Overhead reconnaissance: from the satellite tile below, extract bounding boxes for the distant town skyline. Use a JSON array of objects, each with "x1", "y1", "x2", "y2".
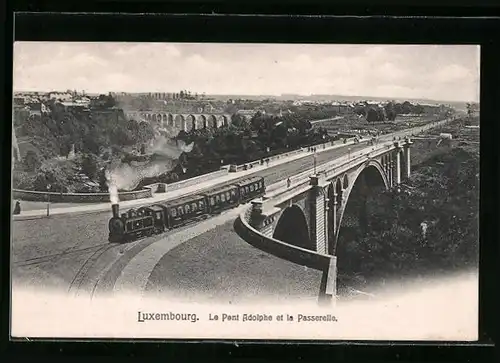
[{"x1": 13, "y1": 43, "x2": 480, "y2": 103}]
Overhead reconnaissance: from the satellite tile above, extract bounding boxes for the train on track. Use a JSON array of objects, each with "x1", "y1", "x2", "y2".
[{"x1": 108, "y1": 176, "x2": 266, "y2": 242}]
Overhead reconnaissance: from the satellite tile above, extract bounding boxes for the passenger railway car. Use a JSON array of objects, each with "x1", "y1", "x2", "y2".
[
  {"x1": 203, "y1": 185, "x2": 240, "y2": 215},
  {"x1": 235, "y1": 176, "x2": 266, "y2": 203},
  {"x1": 108, "y1": 176, "x2": 266, "y2": 242},
  {"x1": 165, "y1": 194, "x2": 208, "y2": 228}
]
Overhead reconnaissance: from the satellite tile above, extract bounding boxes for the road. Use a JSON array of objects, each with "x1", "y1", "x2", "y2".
[
  {"x1": 11, "y1": 140, "x2": 371, "y2": 295},
  {"x1": 12, "y1": 115, "x2": 459, "y2": 301}
]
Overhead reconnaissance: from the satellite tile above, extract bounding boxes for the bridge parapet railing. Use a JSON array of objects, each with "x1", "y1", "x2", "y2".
[
  {"x1": 228, "y1": 137, "x2": 362, "y2": 173},
  {"x1": 262, "y1": 141, "x2": 396, "y2": 205},
  {"x1": 261, "y1": 116, "x2": 459, "y2": 205},
  {"x1": 324, "y1": 143, "x2": 397, "y2": 180},
  {"x1": 235, "y1": 208, "x2": 331, "y2": 270}
]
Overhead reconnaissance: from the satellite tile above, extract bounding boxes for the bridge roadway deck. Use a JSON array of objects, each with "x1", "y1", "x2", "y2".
[
  {"x1": 11, "y1": 140, "x2": 371, "y2": 298},
  {"x1": 11, "y1": 115, "x2": 460, "y2": 302},
  {"x1": 12, "y1": 137, "x2": 364, "y2": 219}
]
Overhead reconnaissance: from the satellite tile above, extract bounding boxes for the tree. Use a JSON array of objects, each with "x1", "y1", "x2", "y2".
[
  {"x1": 13, "y1": 171, "x2": 35, "y2": 190},
  {"x1": 376, "y1": 107, "x2": 386, "y2": 121},
  {"x1": 401, "y1": 101, "x2": 413, "y2": 114},
  {"x1": 104, "y1": 94, "x2": 116, "y2": 108},
  {"x1": 231, "y1": 113, "x2": 247, "y2": 127},
  {"x1": 81, "y1": 153, "x2": 99, "y2": 180},
  {"x1": 414, "y1": 104, "x2": 424, "y2": 114},
  {"x1": 23, "y1": 150, "x2": 42, "y2": 172},
  {"x1": 384, "y1": 101, "x2": 397, "y2": 121},
  {"x1": 366, "y1": 107, "x2": 380, "y2": 122},
  {"x1": 98, "y1": 168, "x2": 108, "y2": 191}
]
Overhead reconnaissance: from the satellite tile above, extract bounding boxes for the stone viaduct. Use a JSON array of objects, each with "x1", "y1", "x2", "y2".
[
  {"x1": 124, "y1": 110, "x2": 245, "y2": 132},
  {"x1": 234, "y1": 138, "x2": 413, "y2": 304}
]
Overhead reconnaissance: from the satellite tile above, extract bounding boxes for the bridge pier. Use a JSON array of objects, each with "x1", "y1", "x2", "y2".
[
  {"x1": 249, "y1": 200, "x2": 265, "y2": 228},
  {"x1": 309, "y1": 175, "x2": 329, "y2": 254},
  {"x1": 330, "y1": 191, "x2": 337, "y2": 255},
  {"x1": 389, "y1": 155, "x2": 394, "y2": 188},
  {"x1": 235, "y1": 137, "x2": 418, "y2": 308},
  {"x1": 395, "y1": 148, "x2": 401, "y2": 185},
  {"x1": 404, "y1": 140, "x2": 412, "y2": 179}
]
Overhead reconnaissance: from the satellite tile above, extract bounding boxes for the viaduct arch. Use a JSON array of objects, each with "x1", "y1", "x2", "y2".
[{"x1": 125, "y1": 111, "x2": 232, "y2": 132}]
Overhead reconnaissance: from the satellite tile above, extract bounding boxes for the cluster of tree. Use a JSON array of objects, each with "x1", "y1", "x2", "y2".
[
  {"x1": 354, "y1": 101, "x2": 432, "y2": 123},
  {"x1": 170, "y1": 111, "x2": 332, "y2": 178},
  {"x1": 227, "y1": 104, "x2": 343, "y2": 121},
  {"x1": 175, "y1": 90, "x2": 198, "y2": 100},
  {"x1": 16, "y1": 99, "x2": 155, "y2": 159},
  {"x1": 90, "y1": 94, "x2": 117, "y2": 109},
  {"x1": 290, "y1": 105, "x2": 343, "y2": 121},
  {"x1": 466, "y1": 102, "x2": 479, "y2": 116},
  {"x1": 13, "y1": 96, "x2": 156, "y2": 192},
  {"x1": 336, "y1": 145, "x2": 479, "y2": 284},
  {"x1": 13, "y1": 150, "x2": 106, "y2": 193}
]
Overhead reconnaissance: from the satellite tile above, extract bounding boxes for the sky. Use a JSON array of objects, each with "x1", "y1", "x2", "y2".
[{"x1": 13, "y1": 42, "x2": 480, "y2": 102}]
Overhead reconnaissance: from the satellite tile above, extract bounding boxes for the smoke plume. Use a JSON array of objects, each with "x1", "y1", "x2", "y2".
[
  {"x1": 104, "y1": 135, "x2": 194, "y2": 193},
  {"x1": 106, "y1": 157, "x2": 178, "y2": 192},
  {"x1": 105, "y1": 169, "x2": 120, "y2": 204}
]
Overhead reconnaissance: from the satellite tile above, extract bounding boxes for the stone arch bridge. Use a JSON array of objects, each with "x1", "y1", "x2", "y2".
[
  {"x1": 234, "y1": 139, "x2": 413, "y2": 303},
  {"x1": 124, "y1": 111, "x2": 241, "y2": 132}
]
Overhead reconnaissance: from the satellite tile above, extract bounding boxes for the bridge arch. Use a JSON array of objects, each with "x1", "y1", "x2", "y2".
[
  {"x1": 208, "y1": 115, "x2": 217, "y2": 129},
  {"x1": 334, "y1": 159, "x2": 389, "y2": 248},
  {"x1": 154, "y1": 117, "x2": 163, "y2": 129},
  {"x1": 185, "y1": 114, "x2": 196, "y2": 132},
  {"x1": 221, "y1": 115, "x2": 229, "y2": 127},
  {"x1": 167, "y1": 114, "x2": 174, "y2": 127},
  {"x1": 174, "y1": 114, "x2": 185, "y2": 130},
  {"x1": 273, "y1": 205, "x2": 312, "y2": 251},
  {"x1": 197, "y1": 114, "x2": 207, "y2": 129}
]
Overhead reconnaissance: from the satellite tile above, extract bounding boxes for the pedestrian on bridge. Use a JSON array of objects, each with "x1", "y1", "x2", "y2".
[
  {"x1": 287, "y1": 178, "x2": 291, "y2": 188},
  {"x1": 13, "y1": 201, "x2": 21, "y2": 215}
]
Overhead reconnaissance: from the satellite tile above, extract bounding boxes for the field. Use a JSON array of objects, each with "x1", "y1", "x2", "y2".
[{"x1": 314, "y1": 114, "x2": 442, "y2": 137}]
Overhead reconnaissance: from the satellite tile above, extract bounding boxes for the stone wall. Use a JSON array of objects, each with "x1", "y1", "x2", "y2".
[
  {"x1": 234, "y1": 211, "x2": 331, "y2": 271},
  {"x1": 166, "y1": 169, "x2": 229, "y2": 192},
  {"x1": 12, "y1": 188, "x2": 153, "y2": 203}
]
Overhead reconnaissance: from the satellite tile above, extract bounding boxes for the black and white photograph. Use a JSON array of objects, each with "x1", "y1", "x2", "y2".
[{"x1": 10, "y1": 42, "x2": 480, "y2": 340}]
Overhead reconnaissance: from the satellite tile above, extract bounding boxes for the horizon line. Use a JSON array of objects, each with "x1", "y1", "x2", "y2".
[{"x1": 12, "y1": 89, "x2": 477, "y2": 104}]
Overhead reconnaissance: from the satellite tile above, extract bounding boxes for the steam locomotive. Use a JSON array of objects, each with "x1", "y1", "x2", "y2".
[{"x1": 108, "y1": 176, "x2": 265, "y2": 242}]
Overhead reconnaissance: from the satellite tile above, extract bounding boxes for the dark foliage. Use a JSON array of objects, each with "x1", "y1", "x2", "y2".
[
  {"x1": 174, "y1": 111, "x2": 333, "y2": 178},
  {"x1": 337, "y1": 146, "x2": 479, "y2": 283}
]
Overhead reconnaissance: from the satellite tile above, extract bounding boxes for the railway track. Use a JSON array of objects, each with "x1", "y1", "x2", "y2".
[
  {"x1": 13, "y1": 243, "x2": 111, "y2": 267},
  {"x1": 67, "y1": 243, "x2": 119, "y2": 296}
]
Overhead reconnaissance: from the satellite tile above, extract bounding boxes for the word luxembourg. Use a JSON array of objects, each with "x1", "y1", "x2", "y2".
[{"x1": 137, "y1": 311, "x2": 199, "y2": 323}]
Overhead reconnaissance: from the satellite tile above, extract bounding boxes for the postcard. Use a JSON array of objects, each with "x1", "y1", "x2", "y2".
[{"x1": 11, "y1": 42, "x2": 480, "y2": 341}]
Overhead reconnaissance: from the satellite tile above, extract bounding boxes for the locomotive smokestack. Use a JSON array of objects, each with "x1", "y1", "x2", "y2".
[{"x1": 112, "y1": 204, "x2": 119, "y2": 218}]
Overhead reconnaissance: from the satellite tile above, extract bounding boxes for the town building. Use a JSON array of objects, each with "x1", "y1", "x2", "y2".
[{"x1": 48, "y1": 92, "x2": 73, "y2": 101}]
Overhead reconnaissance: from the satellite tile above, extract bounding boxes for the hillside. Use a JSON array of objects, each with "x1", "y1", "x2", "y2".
[{"x1": 336, "y1": 116, "x2": 479, "y2": 288}]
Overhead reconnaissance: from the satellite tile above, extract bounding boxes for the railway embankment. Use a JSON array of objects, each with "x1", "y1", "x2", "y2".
[{"x1": 336, "y1": 116, "x2": 480, "y2": 292}]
